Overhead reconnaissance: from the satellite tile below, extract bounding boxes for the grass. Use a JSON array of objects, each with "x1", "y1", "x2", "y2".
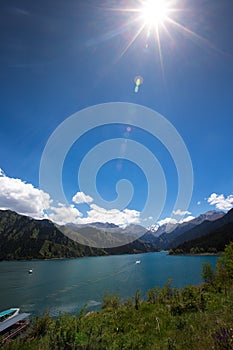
[{"x1": 2, "y1": 281, "x2": 233, "y2": 350}]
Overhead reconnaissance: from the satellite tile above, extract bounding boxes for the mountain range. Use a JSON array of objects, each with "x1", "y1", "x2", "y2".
[
  {"x1": 169, "y1": 208, "x2": 233, "y2": 253},
  {"x1": 144, "y1": 210, "x2": 226, "y2": 249},
  {"x1": 0, "y1": 208, "x2": 232, "y2": 260},
  {"x1": 0, "y1": 210, "x2": 157, "y2": 260}
]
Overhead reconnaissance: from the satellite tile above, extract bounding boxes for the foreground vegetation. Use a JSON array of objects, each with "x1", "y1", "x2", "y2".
[{"x1": 2, "y1": 243, "x2": 233, "y2": 350}]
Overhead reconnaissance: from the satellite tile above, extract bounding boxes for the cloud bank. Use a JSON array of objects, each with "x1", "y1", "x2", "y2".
[
  {"x1": 0, "y1": 168, "x2": 140, "y2": 226},
  {"x1": 0, "y1": 169, "x2": 51, "y2": 218},
  {"x1": 3, "y1": 168, "x2": 231, "y2": 229},
  {"x1": 81, "y1": 204, "x2": 140, "y2": 226},
  {"x1": 207, "y1": 193, "x2": 233, "y2": 211}
]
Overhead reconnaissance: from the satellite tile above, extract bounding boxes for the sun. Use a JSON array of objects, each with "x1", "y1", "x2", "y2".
[
  {"x1": 141, "y1": 0, "x2": 169, "y2": 27},
  {"x1": 106, "y1": 0, "x2": 212, "y2": 74}
]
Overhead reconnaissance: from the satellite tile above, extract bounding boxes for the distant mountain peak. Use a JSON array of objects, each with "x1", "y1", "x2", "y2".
[
  {"x1": 146, "y1": 210, "x2": 225, "y2": 238},
  {"x1": 88, "y1": 222, "x2": 119, "y2": 229}
]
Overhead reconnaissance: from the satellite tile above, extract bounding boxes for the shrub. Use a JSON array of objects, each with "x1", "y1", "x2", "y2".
[
  {"x1": 102, "y1": 293, "x2": 121, "y2": 310},
  {"x1": 31, "y1": 312, "x2": 54, "y2": 337},
  {"x1": 134, "y1": 290, "x2": 141, "y2": 310},
  {"x1": 201, "y1": 262, "x2": 215, "y2": 283}
]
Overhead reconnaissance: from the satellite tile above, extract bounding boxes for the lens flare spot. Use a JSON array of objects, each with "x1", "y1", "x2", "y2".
[{"x1": 134, "y1": 75, "x2": 143, "y2": 93}]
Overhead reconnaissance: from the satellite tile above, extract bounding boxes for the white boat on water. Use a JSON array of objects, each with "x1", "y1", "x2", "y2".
[
  {"x1": 28, "y1": 269, "x2": 33, "y2": 274},
  {"x1": 0, "y1": 308, "x2": 20, "y2": 323},
  {"x1": 135, "y1": 260, "x2": 141, "y2": 264}
]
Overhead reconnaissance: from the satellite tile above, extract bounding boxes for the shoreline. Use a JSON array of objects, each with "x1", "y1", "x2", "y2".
[
  {"x1": 0, "y1": 249, "x2": 162, "y2": 262},
  {"x1": 168, "y1": 252, "x2": 221, "y2": 257}
]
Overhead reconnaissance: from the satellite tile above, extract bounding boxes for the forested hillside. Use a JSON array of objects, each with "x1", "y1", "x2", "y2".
[{"x1": 0, "y1": 210, "x2": 158, "y2": 260}]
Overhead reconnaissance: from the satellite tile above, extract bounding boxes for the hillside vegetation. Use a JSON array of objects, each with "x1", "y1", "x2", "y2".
[
  {"x1": 0, "y1": 210, "x2": 158, "y2": 260},
  {"x1": 0, "y1": 210, "x2": 104, "y2": 259},
  {"x1": 0, "y1": 208, "x2": 232, "y2": 260},
  {"x1": 167, "y1": 208, "x2": 233, "y2": 252}
]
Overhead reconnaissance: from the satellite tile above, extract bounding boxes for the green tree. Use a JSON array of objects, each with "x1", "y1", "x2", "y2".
[
  {"x1": 222, "y1": 242, "x2": 233, "y2": 278},
  {"x1": 201, "y1": 262, "x2": 215, "y2": 283},
  {"x1": 134, "y1": 290, "x2": 141, "y2": 310},
  {"x1": 147, "y1": 286, "x2": 161, "y2": 304},
  {"x1": 215, "y1": 242, "x2": 233, "y2": 294},
  {"x1": 31, "y1": 311, "x2": 54, "y2": 338},
  {"x1": 190, "y1": 247, "x2": 195, "y2": 254}
]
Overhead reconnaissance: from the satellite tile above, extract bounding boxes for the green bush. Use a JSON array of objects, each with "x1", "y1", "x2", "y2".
[
  {"x1": 202, "y1": 262, "x2": 215, "y2": 283},
  {"x1": 102, "y1": 293, "x2": 121, "y2": 310}
]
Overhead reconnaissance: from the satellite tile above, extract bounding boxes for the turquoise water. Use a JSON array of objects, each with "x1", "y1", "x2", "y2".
[{"x1": 0, "y1": 252, "x2": 218, "y2": 316}]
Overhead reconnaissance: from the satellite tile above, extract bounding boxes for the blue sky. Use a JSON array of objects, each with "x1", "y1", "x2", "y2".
[{"x1": 0, "y1": 0, "x2": 232, "y2": 227}]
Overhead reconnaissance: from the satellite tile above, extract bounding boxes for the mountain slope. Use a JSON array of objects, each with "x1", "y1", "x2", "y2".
[
  {"x1": 0, "y1": 210, "x2": 158, "y2": 260},
  {"x1": 0, "y1": 210, "x2": 106, "y2": 260},
  {"x1": 171, "y1": 220, "x2": 233, "y2": 253},
  {"x1": 168, "y1": 208, "x2": 233, "y2": 250},
  {"x1": 64, "y1": 222, "x2": 148, "y2": 248},
  {"x1": 143, "y1": 211, "x2": 225, "y2": 248}
]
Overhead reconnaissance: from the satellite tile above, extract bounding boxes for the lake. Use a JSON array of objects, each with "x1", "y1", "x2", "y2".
[{"x1": 0, "y1": 252, "x2": 218, "y2": 317}]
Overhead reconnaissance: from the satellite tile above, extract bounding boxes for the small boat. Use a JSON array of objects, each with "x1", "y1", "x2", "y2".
[
  {"x1": 0, "y1": 308, "x2": 30, "y2": 343},
  {"x1": 135, "y1": 260, "x2": 141, "y2": 264},
  {"x1": 0, "y1": 308, "x2": 20, "y2": 323},
  {"x1": 28, "y1": 269, "x2": 33, "y2": 274}
]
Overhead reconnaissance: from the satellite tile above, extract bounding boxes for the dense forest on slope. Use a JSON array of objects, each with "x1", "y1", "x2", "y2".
[
  {"x1": 0, "y1": 210, "x2": 158, "y2": 260},
  {"x1": 169, "y1": 222, "x2": 233, "y2": 254},
  {"x1": 167, "y1": 208, "x2": 233, "y2": 251},
  {"x1": 169, "y1": 209, "x2": 233, "y2": 255},
  {"x1": 0, "y1": 210, "x2": 104, "y2": 259}
]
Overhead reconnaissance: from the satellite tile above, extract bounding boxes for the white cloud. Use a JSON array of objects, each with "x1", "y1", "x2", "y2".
[
  {"x1": 157, "y1": 217, "x2": 178, "y2": 226},
  {"x1": 172, "y1": 209, "x2": 191, "y2": 216},
  {"x1": 78, "y1": 204, "x2": 141, "y2": 226},
  {"x1": 207, "y1": 193, "x2": 233, "y2": 211},
  {"x1": 0, "y1": 171, "x2": 51, "y2": 218},
  {"x1": 72, "y1": 191, "x2": 93, "y2": 204},
  {"x1": 155, "y1": 214, "x2": 195, "y2": 229},
  {"x1": 48, "y1": 203, "x2": 83, "y2": 225},
  {"x1": 8, "y1": 169, "x2": 233, "y2": 233},
  {"x1": 0, "y1": 169, "x2": 141, "y2": 227},
  {"x1": 155, "y1": 210, "x2": 193, "y2": 229}
]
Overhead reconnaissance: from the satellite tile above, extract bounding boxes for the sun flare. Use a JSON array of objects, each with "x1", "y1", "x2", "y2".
[
  {"x1": 109, "y1": 0, "x2": 209, "y2": 73},
  {"x1": 141, "y1": 0, "x2": 169, "y2": 27}
]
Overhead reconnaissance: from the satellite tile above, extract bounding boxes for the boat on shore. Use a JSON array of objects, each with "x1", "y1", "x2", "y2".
[
  {"x1": 0, "y1": 308, "x2": 20, "y2": 323},
  {"x1": 0, "y1": 308, "x2": 30, "y2": 344}
]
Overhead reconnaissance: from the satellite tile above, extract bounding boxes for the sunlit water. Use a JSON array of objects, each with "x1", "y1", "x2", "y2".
[{"x1": 0, "y1": 252, "x2": 218, "y2": 316}]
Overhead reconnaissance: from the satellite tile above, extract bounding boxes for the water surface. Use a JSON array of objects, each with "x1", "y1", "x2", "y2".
[{"x1": 0, "y1": 252, "x2": 218, "y2": 316}]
